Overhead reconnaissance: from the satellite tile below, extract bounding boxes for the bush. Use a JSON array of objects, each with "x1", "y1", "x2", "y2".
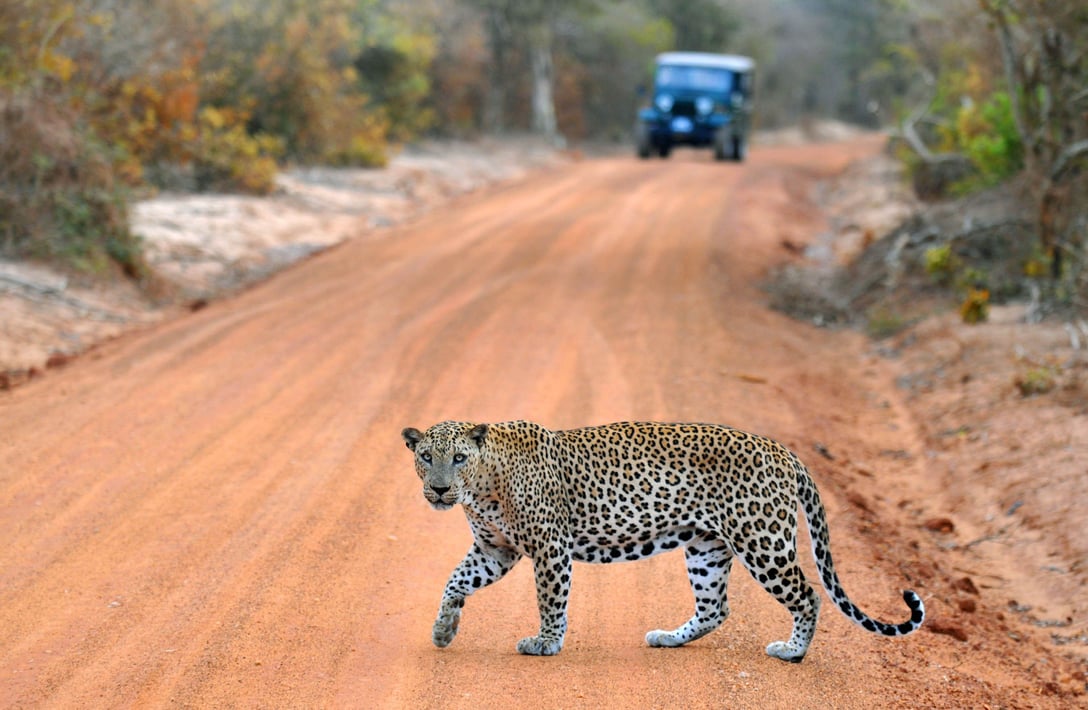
[
  {"x1": 924, "y1": 244, "x2": 961, "y2": 284},
  {"x1": 191, "y1": 107, "x2": 282, "y2": 194},
  {"x1": 865, "y1": 306, "x2": 908, "y2": 338},
  {"x1": 1016, "y1": 365, "x2": 1057, "y2": 396},
  {"x1": 958, "y1": 286, "x2": 990, "y2": 324},
  {"x1": 0, "y1": 90, "x2": 145, "y2": 277},
  {"x1": 0, "y1": 0, "x2": 421, "y2": 281},
  {"x1": 950, "y1": 91, "x2": 1024, "y2": 193},
  {"x1": 199, "y1": 2, "x2": 404, "y2": 168}
]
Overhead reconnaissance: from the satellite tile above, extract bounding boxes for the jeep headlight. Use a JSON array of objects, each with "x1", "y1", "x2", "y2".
[
  {"x1": 695, "y1": 96, "x2": 714, "y2": 115},
  {"x1": 655, "y1": 93, "x2": 674, "y2": 113}
]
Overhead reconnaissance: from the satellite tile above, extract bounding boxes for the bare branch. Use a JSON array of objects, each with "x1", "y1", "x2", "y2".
[
  {"x1": 900, "y1": 101, "x2": 936, "y2": 162},
  {"x1": 895, "y1": 70, "x2": 965, "y2": 166},
  {"x1": 1050, "y1": 140, "x2": 1088, "y2": 182}
]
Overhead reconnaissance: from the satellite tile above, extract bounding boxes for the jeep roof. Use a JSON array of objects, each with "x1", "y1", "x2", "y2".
[{"x1": 656, "y1": 52, "x2": 755, "y2": 74}]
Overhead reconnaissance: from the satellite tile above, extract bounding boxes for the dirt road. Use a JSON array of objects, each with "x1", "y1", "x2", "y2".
[{"x1": 0, "y1": 139, "x2": 1079, "y2": 708}]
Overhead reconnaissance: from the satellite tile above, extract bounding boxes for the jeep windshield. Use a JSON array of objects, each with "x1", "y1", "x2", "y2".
[{"x1": 655, "y1": 65, "x2": 733, "y2": 95}]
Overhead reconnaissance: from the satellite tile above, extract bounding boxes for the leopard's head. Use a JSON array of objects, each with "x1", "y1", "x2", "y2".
[{"x1": 401, "y1": 421, "x2": 488, "y2": 510}]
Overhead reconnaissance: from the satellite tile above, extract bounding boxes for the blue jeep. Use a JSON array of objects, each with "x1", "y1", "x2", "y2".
[{"x1": 636, "y1": 52, "x2": 755, "y2": 162}]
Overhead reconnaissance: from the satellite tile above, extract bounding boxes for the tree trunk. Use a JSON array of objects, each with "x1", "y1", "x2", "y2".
[
  {"x1": 482, "y1": 6, "x2": 510, "y2": 133},
  {"x1": 527, "y1": 23, "x2": 562, "y2": 145}
]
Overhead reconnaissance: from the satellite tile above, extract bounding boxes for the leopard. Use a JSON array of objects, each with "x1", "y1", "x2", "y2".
[{"x1": 401, "y1": 419, "x2": 925, "y2": 663}]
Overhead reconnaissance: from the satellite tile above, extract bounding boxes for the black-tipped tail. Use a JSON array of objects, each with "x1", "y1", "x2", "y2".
[
  {"x1": 796, "y1": 461, "x2": 926, "y2": 638},
  {"x1": 851, "y1": 590, "x2": 924, "y2": 637},
  {"x1": 897, "y1": 590, "x2": 926, "y2": 634}
]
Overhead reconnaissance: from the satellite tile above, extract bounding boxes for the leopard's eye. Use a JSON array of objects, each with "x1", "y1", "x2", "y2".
[
  {"x1": 453, "y1": 453, "x2": 467, "y2": 464},
  {"x1": 421, "y1": 452, "x2": 432, "y2": 464}
]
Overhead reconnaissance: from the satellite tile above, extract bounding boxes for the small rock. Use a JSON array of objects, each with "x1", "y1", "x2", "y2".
[
  {"x1": 923, "y1": 517, "x2": 955, "y2": 533},
  {"x1": 927, "y1": 618, "x2": 968, "y2": 642},
  {"x1": 953, "y1": 576, "x2": 979, "y2": 595},
  {"x1": 45, "y1": 352, "x2": 70, "y2": 369},
  {"x1": 845, "y1": 491, "x2": 872, "y2": 514}
]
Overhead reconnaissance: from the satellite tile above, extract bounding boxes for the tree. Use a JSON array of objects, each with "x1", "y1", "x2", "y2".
[
  {"x1": 790, "y1": 0, "x2": 912, "y2": 127},
  {"x1": 648, "y1": 0, "x2": 738, "y2": 53},
  {"x1": 557, "y1": 3, "x2": 673, "y2": 140},
  {"x1": 526, "y1": 11, "x2": 559, "y2": 141},
  {"x1": 479, "y1": 2, "x2": 514, "y2": 132},
  {"x1": 467, "y1": 0, "x2": 598, "y2": 144},
  {"x1": 978, "y1": 0, "x2": 1088, "y2": 282}
]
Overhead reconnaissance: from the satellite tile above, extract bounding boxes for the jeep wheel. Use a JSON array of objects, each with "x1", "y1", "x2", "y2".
[
  {"x1": 636, "y1": 126, "x2": 652, "y2": 159},
  {"x1": 658, "y1": 144, "x2": 671, "y2": 159},
  {"x1": 730, "y1": 134, "x2": 747, "y2": 162},
  {"x1": 714, "y1": 138, "x2": 729, "y2": 161},
  {"x1": 712, "y1": 129, "x2": 730, "y2": 161}
]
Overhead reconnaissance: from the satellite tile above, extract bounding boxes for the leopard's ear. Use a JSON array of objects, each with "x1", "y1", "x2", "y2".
[
  {"x1": 402, "y1": 427, "x2": 422, "y2": 451},
  {"x1": 467, "y1": 423, "x2": 488, "y2": 448}
]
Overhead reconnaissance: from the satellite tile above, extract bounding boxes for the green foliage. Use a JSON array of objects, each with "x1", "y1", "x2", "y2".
[
  {"x1": 892, "y1": 14, "x2": 1026, "y2": 195},
  {"x1": 958, "y1": 285, "x2": 989, "y2": 324},
  {"x1": 321, "y1": 115, "x2": 390, "y2": 167},
  {"x1": 191, "y1": 107, "x2": 283, "y2": 194},
  {"x1": 199, "y1": 0, "x2": 397, "y2": 166},
  {"x1": 647, "y1": 0, "x2": 738, "y2": 53},
  {"x1": 924, "y1": 244, "x2": 961, "y2": 284},
  {"x1": 1023, "y1": 247, "x2": 1051, "y2": 279},
  {"x1": 49, "y1": 186, "x2": 141, "y2": 275},
  {"x1": 1015, "y1": 365, "x2": 1058, "y2": 396},
  {"x1": 949, "y1": 91, "x2": 1023, "y2": 193},
  {"x1": 0, "y1": 89, "x2": 143, "y2": 277},
  {"x1": 865, "y1": 306, "x2": 907, "y2": 339},
  {"x1": 954, "y1": 265, "x2": 989, "y2": 294},
  {"x1": 355, "y1": 30, "x2": 437, "y2": 142},
  {"x1": 0, "y1": 0, "x2": 436, "y2": 276},
  {"x1": 560, "y1": 3, "x2": 675, "y2": 140}
]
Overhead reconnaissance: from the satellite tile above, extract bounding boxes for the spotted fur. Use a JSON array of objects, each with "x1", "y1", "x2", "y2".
[{"x1": 401, "y1": 420, "x2": 924, "y2": 662}]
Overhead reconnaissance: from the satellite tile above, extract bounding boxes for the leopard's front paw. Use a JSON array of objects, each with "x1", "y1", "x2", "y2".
[
  {"x1": 516, "y1": 635, "x2": 563, "y2": 656},
  {"x1": 765, "y1": 640, "x2": 806, "y2": 663},
  {"x1": 432, "y1": 607, "x2": 462, "y2": 648},
  {"x1": 645, "y1": 629, "x2": 685, "y2": 647}
]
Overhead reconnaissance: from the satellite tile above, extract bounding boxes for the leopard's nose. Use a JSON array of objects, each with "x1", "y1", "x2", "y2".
[{"x1": 430, "y1": 485, "x2": 450, "y2": 496}]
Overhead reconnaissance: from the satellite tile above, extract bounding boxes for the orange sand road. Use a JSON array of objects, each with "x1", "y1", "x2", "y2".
[{"x1": 0, "y1": 138, "x2": 1074, "y2": 708}]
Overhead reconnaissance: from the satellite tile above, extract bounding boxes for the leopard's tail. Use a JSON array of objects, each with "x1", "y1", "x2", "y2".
[{"x1": 795, "y1": 460, "x2": 925, "y2": 636}]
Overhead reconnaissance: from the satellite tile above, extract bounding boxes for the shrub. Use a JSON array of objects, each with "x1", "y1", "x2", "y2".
[
  {"x1": 865, "y1": 306, "x2": 908, "y2": 339},
  {"x1": 951, "y1": 91, "x2": 1024, "y2": 193},
  {"x1": 320, "y1": 112, "x2": 390, "y2": 168},
  {"x1": 0, "y1": 90, "x2": 145, "y2": 277},
  {"x1": 1016, "y1": 366, "x2": 1057, "y2": 396},
  {"x1": 958, "y1": 286, "x2": 990, "y2": 324},
  {"x1": 1, "y1": 0, "x2": 433, "y2": 280},
  {"x1": 191, "y1": 107, "x2": 282, "y2": 194},
  {"x1": 924, "y1": 244, "x2": 961, "y2": 284}
]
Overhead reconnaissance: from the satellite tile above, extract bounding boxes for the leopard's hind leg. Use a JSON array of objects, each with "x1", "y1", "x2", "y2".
[
  {"x1": 646, "y1": 536, "x2": 734, "y2": 648},
  {"x1": 745, "y1": 554, "x2": 822, "y2": 663}
]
